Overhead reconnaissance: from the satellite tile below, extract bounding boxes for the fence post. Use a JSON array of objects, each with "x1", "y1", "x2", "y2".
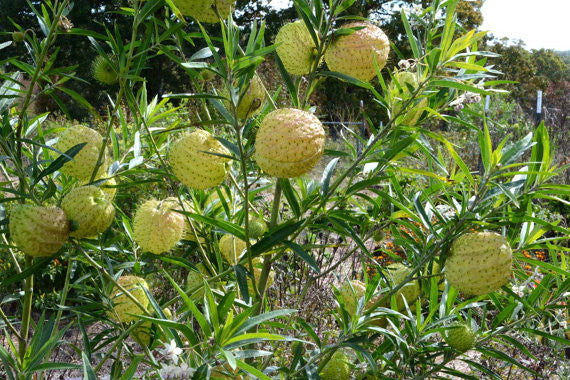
[{"x1": 536, "y1": 90, "x2": 543, "y2": 126}]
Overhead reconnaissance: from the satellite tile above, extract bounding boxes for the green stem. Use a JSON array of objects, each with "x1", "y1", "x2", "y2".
[
  {"x1": 0, "y1": 305, "x2": 22, "y2": 341},
  {"x1": 53, "y1": 257, "x2": 74, "y2": 332},
  {"x1": 269, "y1": 181, "x2": 282, "y2": 229},
  {"x1": 252, "y1": 181, "x2": 282, "y2": 314},
  {"x1": 18, "y1": 255, "x2": 34, "y2": 363},
  {"x1": 15, "y1": 0, "x2": 71, "y2": 177},
  {"x1": 88, "y1": 0, "x2": 141, "y2": 183}
]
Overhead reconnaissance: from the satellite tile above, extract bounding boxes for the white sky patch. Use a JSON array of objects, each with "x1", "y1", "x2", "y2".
[
  {"x1": 268, "y1": 0, "x2": 291, "y2": 10},
  {"x1": 481, "y1": 0, "x2": 570, "y2": 50}
]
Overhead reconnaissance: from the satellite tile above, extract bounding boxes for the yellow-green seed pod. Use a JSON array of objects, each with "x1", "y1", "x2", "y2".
[
  {"x1": 108, "y1": 276, "x2": 150, "y2": 324},
  {"x1": 218, "y1": 234, "x2": 247, "y2": 265},
  {"x1": 385, "y1": 263, "x2": 420, "y2": 311},
  {"x1": 444, "y1": 323, "x2": 476, "y2": 353},
  {"x1": 254, "y1": 108, "x2": 325, "y2": 178},
  {"x1": 320, "y1": 350, "x2": 350, "y2": 380},
  {"x1": 222, "y1": 75, "x2": 265, "y2": 120},
  {"x1": 275, "y1": 20, "x2": 318, "y2": 75},
  {"x1": 54, "y1": 125, "x2": 109, "y2": 180},
  {"x1": 12, "y1": 31, "x2": 25, "y2": 43},
  {"x1": 445, "y1": 232, "x2": 512, "y2": 296},
  {"x1": 388, "y1": 71, "x2": 427, "y2": 125},
  {"x1": 325, "y1": 22, "x2": 390, "y2": 82},
  {"x1": 169, "y1": 130, "x2": 231, "y2": 190},
  {"x1": 187, "y1": 263, "x2": 209, "y2": 301},
  {"x1": 133, "y1": 198, "x2": 186, "y2": 254},
  {"x1": 9, "y1": 205, "x2": 69, "y2": 257},
  {"x1": 62, "y1": 186, "x2": 115, "y2": 238}
]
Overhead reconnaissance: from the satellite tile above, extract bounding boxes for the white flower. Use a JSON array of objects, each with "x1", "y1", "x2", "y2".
[
  {"x1": 465, "y1": 92, "x2": 481, "y2": 104},
  {"x1": 160, "y1": 363, "x2": 196, "y2": 379},
  {"x1": 160, "y1": 339, "x2": 183, "y2": 364},
  {"x1": 398, "y1": 59, "x2": 411, "y2": 70},
  {"x1": 511, "y1": 284, "x2": 525, "y2": 297},
  {"x1": 411, "y1": 5, "x2": 424, "y2": 16}
]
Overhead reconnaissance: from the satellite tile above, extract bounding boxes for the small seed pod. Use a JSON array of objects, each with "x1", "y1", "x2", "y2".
[
  {"x1": 91, "y1": 56, "x2": 119, "y2": 85},
  {"x1": 132, "y1": 198, "x2": 186, "y2": 254},
  {"x1": 254, "y1": 108, "x2": 325, "y2": 178},
  {"x1": 12, "y1": 31, "x2": 26, "y2": 43},
  {"x1": 325, "y1": 22, "x2": 390, "y2": 82},
  {"x1": 9, "y1": 205, "x2": 69, "y2": 257}
]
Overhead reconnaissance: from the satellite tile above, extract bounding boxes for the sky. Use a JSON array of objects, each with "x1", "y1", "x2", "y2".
[
  {"x1": 481, "y1": 0, "x2": 570, "y2": 51},
  {"x1": 267, "y1": 0, "x2": 570, "y2": 51}
]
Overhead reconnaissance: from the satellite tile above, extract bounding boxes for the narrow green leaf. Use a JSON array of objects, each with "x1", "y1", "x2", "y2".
[
  {"x1": 284, "y1": 241, "x2": 320, "y2": 273},
  {"x1": 235, "y1": 309, "x2": 296, "y2": 336},
  {"x1": 280, "y1": 178, "x2": 301, "y2": 217},
  {"x1": 81, "y1": 352, "x2": 97, "y2": 380},
  {"x1": 321, "y1": 157, "x2": 339, "y2": 197},
  {"x1": 185, "y1": 213, "x2": 245, "y2": 240},
  {"x1": 236, "y1": 359, "x2": 271, "y2": 380},
  {"x1": 250, "y1": 221, "x2": 303, "y2": 257},
  {"x1": 401, "y1": 9, "x2": 420, "y2": 58}
]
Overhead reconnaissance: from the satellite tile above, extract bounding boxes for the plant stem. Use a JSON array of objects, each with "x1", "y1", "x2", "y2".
[
  {"x1": 53, "y1": 257, "x2": 74, "y2": 332},
  {"x1": 269, "y1": 181, "x2": 282, "y2": 229},
  {"x1": 18, "y1": 255, "x2": 34, "y2": 363},
  {"x1": 0, "y1": 305, "x2": 22, "y2": 341},
  {"x1": 15, "y1": 0, "x2": 71, "y2": 175},
  {"x1": 252, "y1": 181, "x2": 282, "y2": 314}
]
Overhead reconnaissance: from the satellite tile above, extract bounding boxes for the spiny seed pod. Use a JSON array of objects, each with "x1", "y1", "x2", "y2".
[
  {"x1": 320, "y1": 350, "x2": 350, "y2": 380},
  {"x1": 169, "y1": 129, "x2": 231, "y2": 190},
  {"x1": 222, "y1": 75, "x2": 265, "y2": 119},
  {"x1": 171, "y1": 0, "x2": 235, "y2": 23},
  {"x1": 338, "y1": 280, "x2": 385, "y2": 315},
  {"x1": 325, "y1": 22, "x2": 390, "y2": 82},
  {"x1": 12, "y1": 31, "x2": 26, "y2": 43},
  {"x1": 338, "y1": 280, "x2": 366, "y2": 315},
  {"x1": 62, "y1": 186, "x2": 115, "y2": 238},
  {"x1": 218, "y1": 234, "x2": 247, "y2": 265},
  {"x1": 133, "y1": 306, "x2": 173, "y2": 347},
  {"x1": 254, "y1": 108, "x2": 325, "y2": 178},
  {"x1": 108, "y1": 276, "x2": 150, "y2": 324},
  {"x1": 91, "y1": 56, "x2": 118, "y2": 85},
  {"x1": 9, "y1": 205, "x2": 69, "y2": 257},
  {"x1": 247, "y1": 216, "x2": 267, "y2": 239},
  {"x1": 133, "y1": 199, "x2": 186, "y2": 254},
  {"x1": 385, "y1": 263, "x2": 420, "y2": 311},
  {"x1": 79, "y1": 176, "x2": 118, "y2": 201},
  {"x1": 54, "y1": 125, "x2": 109, "y2": 180},
  {"x1": 388, "y1": 71, "x2": 427, "y2": 125},
  {"x1": 445, "y1": 231, "x2": 512, "y2": 295},
  {"x1": 275, "y1": 20, "x2": 318, "y2": 75},
  {"x1": 372, "y1": 228, "x2": 385, "y2": 242},
  {"x1": 444, "y1": 323, "x2": 476, "y2": 353},
  {"x1": 247, "y1": 257, "x2": 274, "y2": 293},
  {"x1": 132, "y1": 319, "x2": 153, "y2": 347},
  {"x1": 187, "y1": 263, "x2": 209, "y2": 301}
]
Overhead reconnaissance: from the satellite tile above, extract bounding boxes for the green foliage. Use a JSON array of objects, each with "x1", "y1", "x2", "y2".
[{"x1": 0, "y1": 0, "x2": 568, "y2": 378}]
